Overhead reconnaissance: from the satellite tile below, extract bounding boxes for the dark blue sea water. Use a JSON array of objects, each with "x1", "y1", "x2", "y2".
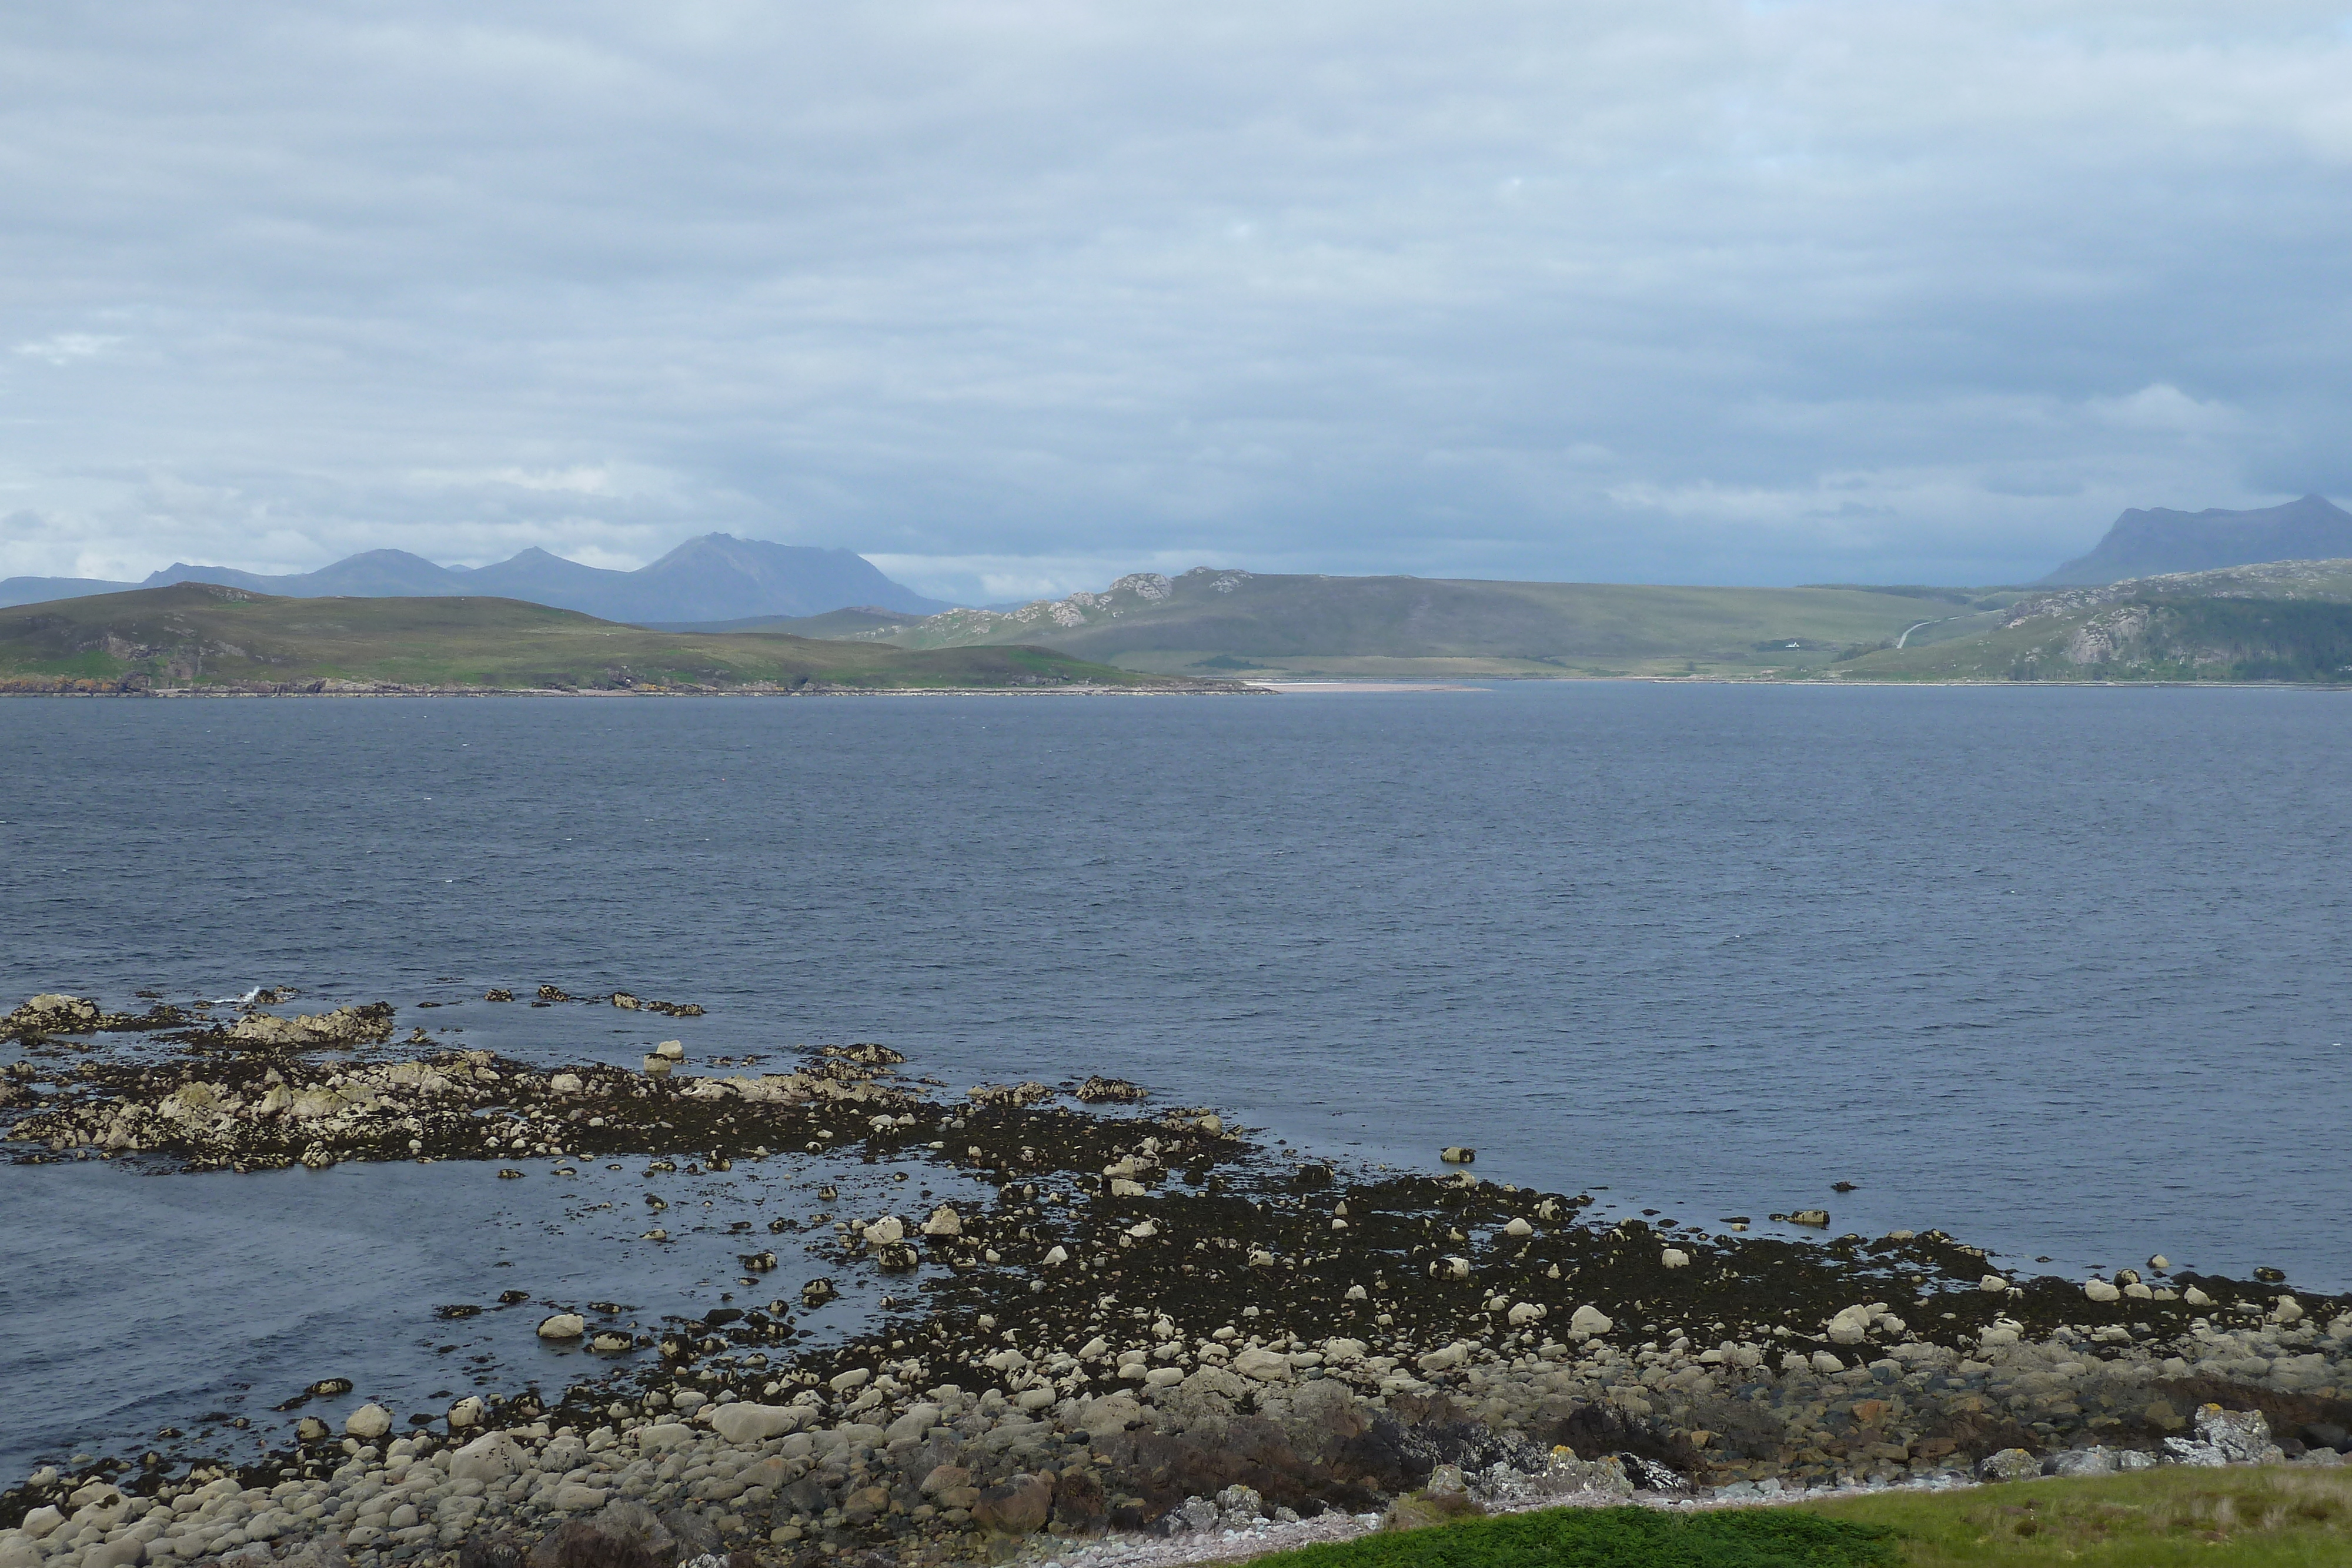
[{"x1": 2, "y1": 683, "x2": 2347, "y2": 1477}]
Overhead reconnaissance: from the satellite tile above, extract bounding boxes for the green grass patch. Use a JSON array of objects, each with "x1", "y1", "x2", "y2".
[
  {"x1": 1248, "y1": 1469, "x2": 2352, "y2": 1568},
  {"x1": 1797, "y1": 1465, "x2": 2352, "y2": 1567},
  {"x1": 1251, "y1": 1505, "x2": 1896, "y2": 1568}
]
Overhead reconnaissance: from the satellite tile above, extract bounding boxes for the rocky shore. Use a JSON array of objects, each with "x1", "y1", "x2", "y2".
[{"x1": 3, "y1": 988, "x2": 2348, "y2": 1568}]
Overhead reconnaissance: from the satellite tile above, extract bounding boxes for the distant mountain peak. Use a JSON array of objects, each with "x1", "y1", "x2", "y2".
[
  {"x1": 2, "y1": 536, "x2": 953, "y2": 618},
  {"x1": 2040, "y1": 494, "x2": 2352, "y2": 584}
]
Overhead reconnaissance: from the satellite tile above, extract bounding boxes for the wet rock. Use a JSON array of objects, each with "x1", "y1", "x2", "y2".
[
  {"x1": 2083, "y1": 1279, "x2": 2121, "y2": 1303},
  {"x1": 1568, "y1": 1305, "x2": 1613, "y2": 1336},
  {"x1": 483, "y1": 989, "x2": 514, "y2": 1002},
  {"x1": 971, "y1": 1473, "x2": 1054, "y2": 1536},
  {"x1": 1439, "y1": 1147, "x2": 1475, "y2": 1164},
  {"x1": 539, "y1": 1313, "x2": 586, "y2": 1340},
  {"x1": 1075, "y1": 1077, "x2": 1147, "y2": 1104},
  {"x1": 920, "y1": 1204, "x2": 963, "y2": 1236},
  {"x1": 227, "y1": 1004, "x2": 395, "y2": 1047},
  {"x1": 1660, "y1": 1248, "x2": 1690, "y2": 1269}
]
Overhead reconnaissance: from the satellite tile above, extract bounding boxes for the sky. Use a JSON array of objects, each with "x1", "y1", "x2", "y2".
[{"x1": 4, "y1": 3, "x2": 2351, "y2": 604}]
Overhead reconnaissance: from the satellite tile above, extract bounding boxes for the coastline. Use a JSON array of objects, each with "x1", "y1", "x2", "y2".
[{"x1": 4, "y1": 995, "x2": 2347, "y2": 1568}]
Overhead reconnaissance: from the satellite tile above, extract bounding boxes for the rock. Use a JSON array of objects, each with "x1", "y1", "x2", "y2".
[
  {"x1": 538, "y1": 1313, "x2": 586, "y2": 1340},
  {"x1": 1810, "y1": 1352, "x2": 1843, "y2": 1374},
  {"x1": 1786, "y1": 1209, "x2": 1830, "y2": 1227},
  {"x1": 1436, "y1": 1255, "x2": 1470, "y2": 1279},
  {"x1": 1980, "y1": 1275, "x2": 2009, "y2": 1292},
  {"x1": 1384, "y1": 1490, "x2": 1484, "y2": 1530},
  {"x1": 1077, "y1": 1393, "x2": 1142, "y2": 1436},
  {"x1": 1660, "y1": 1249, "x2": 1690, "y2": 1269},
  {"x1": 632, "y1": 1425, "x2": 695, "y2": 1452},
  {"x1": 707, "y1": 1403, "x2": 802, "y2": 1444},
  {"x1": 861, "y1": 1215, "x2": 904, "y2": 1245},
  {"x1": 295, "y1": 1416, "x2": 330, "y2": 1442},
  {"x1": 1544, "y1": 1450, "x2": 1635, "y2": 1500},
  {"x1": 1440, "y1": 1147, "x2": 1475, "y2": 1164},
  {"x1": 829, "y1": 1367, "x2": 871, "y2": 1393},
  {"x1": 1503, "y1": 1218, "x2": 1533, "y2": 1238},
  {"x1": 18, "y1": 1509, "x2": 62, "y2": 1542},
  {"x1": 1415, "y1": 1342, "x2": 1471, "y2": 1374},
  {"x1": 450, "y1": 1431, "x2": 525, "y2": 1482},
  {"x1": 2045, "y1": 1447, "x2": 2120, "y2": 1477},
  {"x1": 642, "y1": 1057, "x2": 671, "y2": 1078},
  {"x1": 921, "y1": 1205, "x2": 963, "y2": 1237},
  {"x1": 344, "y1": 1403, "x2": 393, "y2": 1440},
  {"x1": 972, "y1": 1473, "x2": 1054, "y2": 1536},
  {"x1": 547, "y1": 1074, "x2": 583, "y2": 1094},
  {"x1": 1051, "y1": 1468, "x2": 1108, "y2": 1533},
  {"x1": 83, "y1": 1540, "x2": 143, "y2": 1568},
  {"x1": 1978, "y1": 1448, "x2": 2040, "y2": 1482},
  {"x1": 2189, "y1": 1405, "x2": 2282, "y2": 1464},
  {"x1": 654, "y1": 1040, "x2": 683, "y2": 1060},
  {"x1": 2149, "y1": 1253, "x2": 2169, "y2": 1269},
  {"x1": 1506, "y1": 1302, "x2": 1545, "y2": 1326},
  {"x1": 2272, "y1": 1296, "x2": 2306, "y2": 1324},
  {"x1": 1214, "y1": 1484, "x2": 1264, "y2": 1523},
  {"x1": 448, "y1": 1395, "x2": 485, "y2": 1431},
  {"x1": 1075, "y1": 1076, "x2": 1147, "y2": 1103},
  {"x1": 885, "y1": 1402, "x2": 943, "y2": 1441},
  {"x1": 1826, "y1": 1305, "x2": 1873, "y2": 1345},
  {"x1": 2300, "y1": 1422, "x2": 2350, "y2": 1453},
  {"x1": 1195, "y1": 1114, "x2": 1223, "y2": 1135},
  {"x1": 1569, "y1": 1305, "x2": 1613, "y2": 1336},
  {"x1": 2083, "y1": 1279, "x2": 2120, "y2": 1302},
  {"x1": 1043, "y1": 1245, "x2": 1070, "y2": 1265},
  {"x1": 2183, "y1": 1286, "x2": 2213, "y2": 1306},
  {"x1": 1231, "y1": 1346, "x2": 1294, "y2": 1381},
  {"x1": 548, "y1": 1485, "x2": 607, "y2": 1512}
]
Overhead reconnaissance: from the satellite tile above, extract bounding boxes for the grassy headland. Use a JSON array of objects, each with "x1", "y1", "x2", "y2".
[
  {"x1": 0, "y1": 584, "x2": 1230, "y2": 694},
  {"x1": 727, "y1": 570, "x2": 2009, "y2": 680}
]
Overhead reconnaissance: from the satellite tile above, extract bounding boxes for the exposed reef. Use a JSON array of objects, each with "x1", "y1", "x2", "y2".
[{"x1": 3, "y1": 991, "x2": 2348, "y2": 1568}]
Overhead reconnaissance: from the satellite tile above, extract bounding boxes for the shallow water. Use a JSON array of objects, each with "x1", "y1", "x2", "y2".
[{"x1": 4, "y1": 683, "x2": 2348, "y2": 1473}]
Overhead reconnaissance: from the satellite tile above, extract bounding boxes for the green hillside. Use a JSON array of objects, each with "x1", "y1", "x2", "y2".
[
  {"x1": 799, "y1": 568, "x2": 1990, "y2": 678},
  {"x1": 1835, "y1": 559, "x2": 2352, "y2": 683},
  {"x1": 0, "y1": 583, "x2": 1218, "y2": 693}
]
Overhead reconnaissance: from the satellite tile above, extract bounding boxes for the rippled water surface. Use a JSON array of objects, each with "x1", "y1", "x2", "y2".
[{"x1": 4, "y1": 684, "x2": 2347, "y2": 1474}]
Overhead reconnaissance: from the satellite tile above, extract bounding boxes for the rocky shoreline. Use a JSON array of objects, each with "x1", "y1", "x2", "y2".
[{"x1": 3, "y1": 988, "x2": 2348, "y2": 1568}]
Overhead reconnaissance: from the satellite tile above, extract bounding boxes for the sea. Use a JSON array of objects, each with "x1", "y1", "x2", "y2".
[{"x1": 2, "y1": 681, "x2": 2346, "y2": 1479}]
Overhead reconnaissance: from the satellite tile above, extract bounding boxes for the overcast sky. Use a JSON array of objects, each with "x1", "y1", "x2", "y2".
[{"x1": 4, "y1": 3, "x2": 2349, "y2": 602}]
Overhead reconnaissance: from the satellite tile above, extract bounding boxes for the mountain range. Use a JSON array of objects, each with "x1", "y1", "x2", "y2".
[
  {"x1": 0, "y1": 534, "x2": 951, "y2": 620},
  {"x1": 2037, "y1": 494, "x2": 2352, "y2": 584}
]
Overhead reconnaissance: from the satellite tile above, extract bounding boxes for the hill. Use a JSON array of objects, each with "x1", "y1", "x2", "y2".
[
  {"x1": 1834, "y1": 558, "x2": 2352, "y2": 682},
  {"x1": 2038, "y1": 494, "x2": 2352, "y2": 584},
  {"x1": 0, "y1": 534, "x2": 952, "y2": 620},
  {"x1": 779, "y1": 567, "x2": 1998, "y2": 679},
  {"x1": 0, "y1": 584, "x2": 1222, "y2": 694}
]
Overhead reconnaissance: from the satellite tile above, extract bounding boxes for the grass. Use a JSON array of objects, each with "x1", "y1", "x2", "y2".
[
  {"x1": 1252, "y1": 1505, "x2": 1896, "y2": 1568},
  {"x1": 0, "y1": 584, "x2": 1204, "y2": 692},
  {"x1": 1251, "y1": 1469, "x2": 2352, "y2": 1568},
  {"x1": 1798, "y1": 1465, "x2": 2352, "y2": 1567}
]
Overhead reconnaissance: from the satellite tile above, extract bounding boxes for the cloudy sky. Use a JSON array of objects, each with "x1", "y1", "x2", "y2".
[{"x1": 4, "y1": 2, "x2": 2349, "y2": 602}]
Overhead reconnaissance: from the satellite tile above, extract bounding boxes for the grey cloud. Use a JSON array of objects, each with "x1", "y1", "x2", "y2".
[{"x1": 5, "y1": 1, "x2": 2351, "y2": 600}]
